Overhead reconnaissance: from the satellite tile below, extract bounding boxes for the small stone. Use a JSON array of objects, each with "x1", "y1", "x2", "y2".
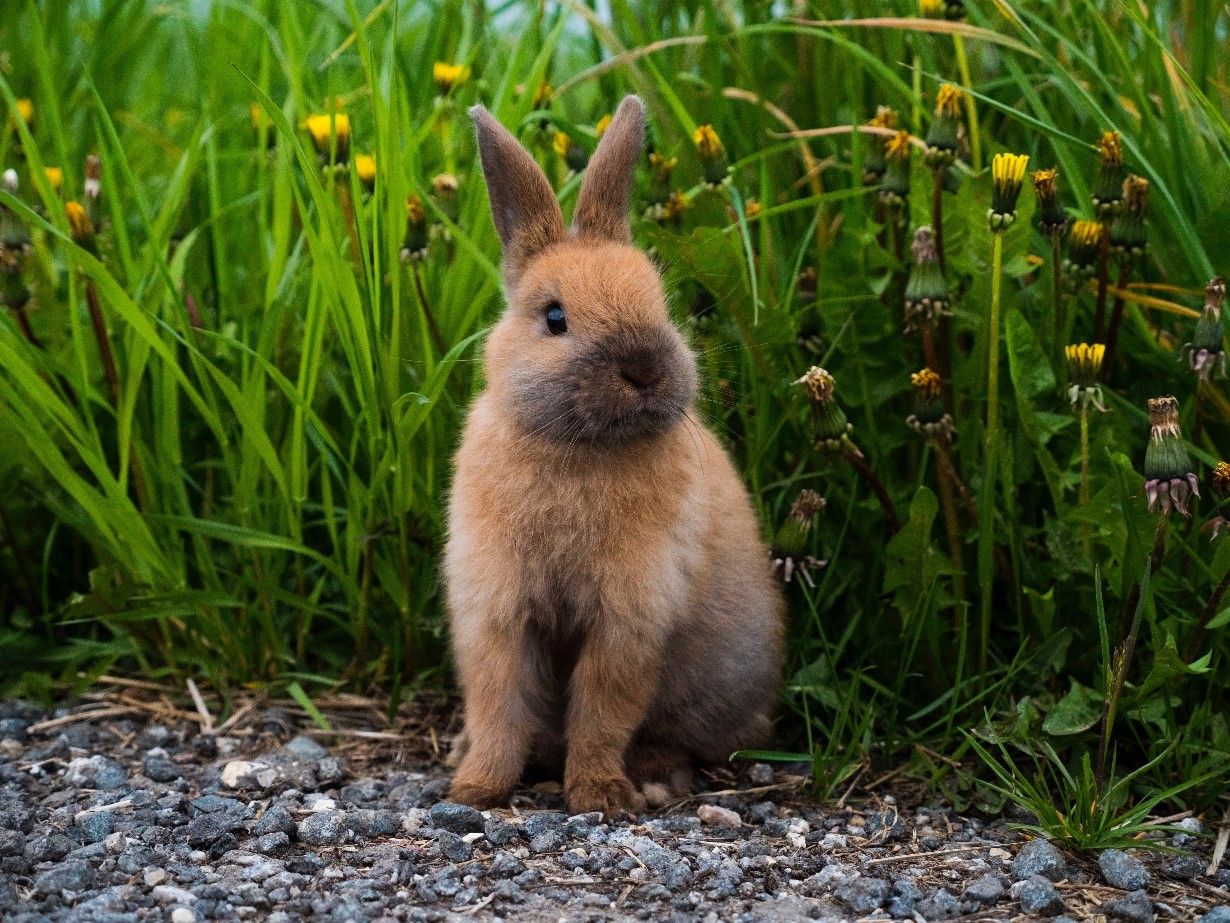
[
  {"x1": 316, "y1": 756, "x2": 346, "y2": 785},
  {"x1": 255, "y1": 832, "x2": 290, "y2": 854},
  {"x1": 35, "y1": 860, "x2": 96, "y2": 894},
  {"x1": 254, "y1": 804, "x2": 296, "y2": 836},
  {"x1": 93, "y1": 757, "x2": 128, "y2": 789},
  {"x1": 530, "y1": 829, "x2": 567, "y2": 854},
  {"x1": 484, "y1": 817, "x2": 517, "y2": 846},
  {"x1": 521, "y1": 812, "x2": 567, "y2": 839},
  {"x1": 961, "y1": 874, "x2": 1005, "y2": 906},
  {"x1": 0, "y1": 830, "x2": 25, "y2": 857},
  {"x1": 747, "y1": 763, "x2": 774, "y2": 785},
  {"x1": 1168, "y1": 855, "x2": 1205, "y2": 879},
  {"x1": 916, "y1": 888, "x2": 961, "y2": 921},
  {"x1": 143, "y1": 755, "x2": 182, "y2": 782},
  {"x1": 77, "y1": 810, "x2": 115, "y2": 844},
  {"x1": 171, "y1": 909, "x2": 198, "y2": 923},
  {"x1": 297, "y1": 810, "x2": 347, "y2": 846},
  {"x1": 152, "y1": 885, "x2": 198, "y2": 905},
  {"x1": 697, "y1": 805, "x2": 742, "y2": 827},
  {"x1": 1105, "y1": 889, "x2": 1155, "y2": 923},
  {"x1": 1012, "y1": 838, "x2": 1067, "y2": 881},
  {"x1": 221, "y1": 760, "x2": 264, "y2": 789},
  {"x1": 144, "y1": 868, "x2": 168, "y2": 886},
  {"x1": 429, "y1": 802, "x2": 485, "y2": 835},
  {"x1": 1017, "y1": 875, "x2": 1066, "y2": 915},
  {"x1": 1100, "y1": 849, "x2": 1151, "y2": 890},
  {"x1": 185, "y1": 811, "x2": 240, "y2": 847},
  {"x1": 1200, "y1": 908, "x2": 1230, "y2": 923},
  {"x1": 835, "y1": 877, "x2": 890, "y2": 914},
  {"x1": 437, "y1": 831, "x2": 473, "y2": 862},
  {"x1": 283, "y1": 735, "x2": 328, "y2": 760}
]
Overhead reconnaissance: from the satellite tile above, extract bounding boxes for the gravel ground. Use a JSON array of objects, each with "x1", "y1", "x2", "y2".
[{"x1": 1, "y1": 687, "x2": 1228, "y2": 923}]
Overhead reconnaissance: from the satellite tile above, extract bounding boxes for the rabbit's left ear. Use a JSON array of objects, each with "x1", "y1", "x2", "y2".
[{"x1": 572, "y1": 95, "x2": 645, "y2": 244}]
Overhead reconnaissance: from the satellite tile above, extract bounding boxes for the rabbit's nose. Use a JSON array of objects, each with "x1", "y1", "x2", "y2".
[{"x1": 620, "y1": 357, "x2": 663, "y2": 391}]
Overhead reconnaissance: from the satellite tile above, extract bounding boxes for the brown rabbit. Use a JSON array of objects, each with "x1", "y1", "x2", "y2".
[{"x1": 444, "y1": 95, "x2": 783, "y2": 816}]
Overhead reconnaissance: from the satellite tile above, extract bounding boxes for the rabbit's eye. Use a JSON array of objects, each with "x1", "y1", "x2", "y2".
[{"x1": 545, "y1": 301, "x2": 567, "y2": 335}]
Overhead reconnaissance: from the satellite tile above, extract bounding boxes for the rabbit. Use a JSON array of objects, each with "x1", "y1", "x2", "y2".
[{"x1": 443, "y1": 95, "x2": 784, "y2": 816}]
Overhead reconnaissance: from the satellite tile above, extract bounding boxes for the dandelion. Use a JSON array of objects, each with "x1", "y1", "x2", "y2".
[
  {"x1": 918, "y1": 0, "x2": 943, "y2": 17},
  {"x1": 595, "y1": 114, "x2": 612, "y2": 138},
  {"x1": 903, "y1": 226, "x2": 950, "y2": 333},
  {"x1": 661, "y1": 189, "x2": 688, "y2": 226},
  {"x1": 301, "y1": 112, "x2": 351, "y2": 166},
  {"x1": 1032, "y1": 168, "x2": 1067, "y2": 237},
  {"x1": 400, "y1": 194, "x2": 429, "y2": 263},
  {"x1": 1109, "y1": 175, "x2": 1149, "y2": 257},
  {"x1": 44, "y1": 166, "x2": 63, "y2": 195},
  {"x1": 553, "y1": 131, "x2": 589, "y2": 173},
  {"x1": 1091, "y1": 130, "x2": 1125, "y2": 218},
  {"x1": 83, "y1": 154, "x2": 101, "y2": 200},
  {"x1": 432, "y1": 173, "x2": 460, "y2": 223},
  {"x1": 693, "y1": 124, "x2": 729, "y2": 187},
  {"x1": 862, "y1": 107, "x2": 899, "y2": 186},
  {"x1": 1143, "y1": 395, "x2": 1198, "y2": 517},
  {"x1": 645, "y1": 151, "x2": 676, "y2": 210},
  {"x1": 1063, "y1": 219, "x2": 1103, "y2": 287},
  {"x1": 771, "y1": 490, "x2": 827, "y2": 587},
  {"x1": 1066, "y1": 343, "x2": 1108, "y2": 411},
  {"x1": 15, "y1": 98, "x2": 33, "y2": 128},
  {"x1": 906, "y1": 367, "x2": 954, "y2": 441},
  {"x1": 943, "y1": 0, "x2": 966, "y2": 19},
  {"x1": 433, "y1": 62, "x2": 470, "y2": 96},
  {"x1": 743, "y1": 199, "x2": 761, "y2": 221},
  {"x1": 1181, "y1": 277, "x2": 1227, "y2": 381},
  {"x1": 879, "y1": 130, "x2": 912, "y2": 209},
  {"x1": 796, "y1": 267, "x2": 817, "y2": 306},
  {"x1": 65, "y1": 200, "x2": 96, "y2": 252},
  {"x1": 354, "y1": 154, "x2": 376, "y2": 193},
  {"x1": 531, "y1": 80, "x2": 553, "y2": 109},
  {"x1": 798, "y1": 367, "x2": 858, "y2": 457},
  {"x1": 1215, "y1": 461, "x2": 1230, "y2": 497},
  {"x1": 924, "y1": 85, "x2": 962, "y2": 170},
  {"x1": 988, "y1": 152, "x2": 1028, "y2": 231}
]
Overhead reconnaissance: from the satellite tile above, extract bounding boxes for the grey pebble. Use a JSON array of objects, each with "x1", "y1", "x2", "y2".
[
  {"x1": 142, "y1": 755, "x2": 182, "y2": 782},
  {"x1": 1100, "y1": 849, "x2": 1151, "y2": 890},
  {"x1": 35, "y1": 859, "x2": 96, "y2": 894},
  {"x1": 1200, "y1": 908, "x2": 1230, "y2": 923},
  {"x1": 961, "y1": 874, "x2": 1005, "y2": 905},
  {"x1": 428, "y1": 802, "x2": 485, "y2": 835},
  {"x1": 1105, "y1": 889, "x2": 1155, "y2": 923},
  {"x1": 1017, "y1": 874, "x2": 1066, "y2": 915},
  {"x1": 1169, "y1": 855, "x2": 1205, "y2": 879},
  {"x1": 484, "y1": 817, "x2": 517, "y2": 846},
  {"x1": 436, "y1": 830, "x2": 473, "y2": 862},
  {"x1": 254, "y1": 804, "x2": 296, "y2": 836},
  {"x1": 835, "y1": 877, "x2": 889, "y2": 914},
  {"x1": 297, "y1": 811, "x2": 347, "y2": 846},
  {"x1": 1012, "y1": 838, "x2": 1067, "y2": 881},
  {"x1": 916, "y1": 888, "x2": 961, "y2": 920},
  {"x1": 283, "y1": 734, "x2": 329, "y2": 761},
  {"x1": 747, "y1": 763, "x2": 774, "y2": 785}
]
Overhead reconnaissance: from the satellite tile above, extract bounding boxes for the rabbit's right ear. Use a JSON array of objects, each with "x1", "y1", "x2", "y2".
[{"x1": 470, "y1": 105, "x2": 565, "y2": 284}]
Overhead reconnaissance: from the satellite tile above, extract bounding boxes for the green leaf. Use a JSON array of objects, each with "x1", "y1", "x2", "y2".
[
  {"x1": 286, "y1": 681, "x2": 333, "y2": 732},
  {"x1": 882, "y1": 487, "x2": 961, "y2": 623},
  {"x1": 1042, "y1": 680, "x2": 1103, "y2": 736}
]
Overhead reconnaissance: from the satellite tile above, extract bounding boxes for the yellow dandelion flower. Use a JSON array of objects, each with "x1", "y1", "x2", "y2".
[
  {"x1": 693, "y1": 124, "x2": 724, "y2": 160},
  {"x1": 1071, "y1": 219, "x2": 1103, "y2": 249},
  {"x1": 1098, "y1": 130, "x2": 1122, "y2": 167},
  {"x1": 44, "y1": 166, "x2": 63, "y2": 194},
  {"x1": 911, "y1": 368, "x2": 943, "y2": 400},
  {"x1": 870, "y1": 106, "x2": 899, "y2": 131},
  {"x1": 1212, "y1": 461, "x2": 1230, "y2": 496},
  {"x1": 552, "y1": 131, "x2": 571, "y2": 159},
  {"x1": 406, "y1": 193, "x2": 426, "y2": 225},
  {"x1": 433, "y1": 62, "x2": 471, "y2": 96},
  {"x1": 15, "y1": 98, "x2": 33, "y2": 125},
  {"x1": 533, "y1": 81, "x2": 553, "y2": 109},
  {"x1": 355, "y1": 154, "x2": 376, "y2": 191},
  {"x1": 662, "y1": 189, "x2": 688, "y2": 223},
  {"x1": 935, "y1": 84, "x2": 962, "y2": 118},
  {"x1": 989, "y1": 152, "x2": 1029, "y2": 229},
  {"x1": 64, "y1": 200, "x2": 94, "y2": 241},
  {"x1": 595, "y1": 114, "x2": 612, "y2": 138},
  {"x1": 885, "y1": 130, "x2": 912, "y2": 161},
  {"x1": 919, "y1": 0, "x2": 943, "y2": 17},
  {"x1": 301, "y1": 112, "x2": 351, "y2": 163},
  {"x1": 1065, "y1": 343, "x2": 1105, "y2": 387},
  {"x1": 744, "y1": 199, "x2": 762, "y2": 220}
]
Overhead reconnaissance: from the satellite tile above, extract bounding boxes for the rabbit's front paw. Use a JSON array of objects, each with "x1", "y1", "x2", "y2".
[
  {"x1": 448, "y1": 774, "x2": 512, "y2": 809},
  {"x1": 567, "y1": 774, "x2": 647, "y2": 817}
]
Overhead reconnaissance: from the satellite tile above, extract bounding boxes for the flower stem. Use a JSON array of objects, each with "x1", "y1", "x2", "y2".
[
  {"x1": 1185, "y1": 566, "x2": 1230, "y2": 663},
  {"x1": 978, "y1": 231, "x2": 1005, "y2": 677},
  {"x1": 1092, "y1": 227, "x2": 1111, "y2": 341},
  {"x1": 844, "y1": 448, "x2": 902, "y2": 533},
  {"x1": 953, "y1": 34, "x2": 982, "y2": 172},
  {"x1": 1051, "y1": 234, "x2": 1063, "y2": 353},
  {"x1": 931, "y1": 169, "x2": 946, "y2": 276},
  {"x1": 1096, "y1": 511, "x2": 1168, "y2": 791},
  {"x1": 1101, "y1": 257, "x2": 1135, "y2": 382},
  {"x1": 411, "y1": 263, "x2": 447, "y2": 357},
  {"x1": 86, "y1": 281, "x2": 120, "y2": 408},
  {"x1": 336, "y1": 181, "x2": 365, "y2": 274},
  {"x1": 935, "y1": 440, "x2": 966, "y2": 604},
  {"x1": 1080, "y1": 406, "x2": 1091, "y2": 559}
]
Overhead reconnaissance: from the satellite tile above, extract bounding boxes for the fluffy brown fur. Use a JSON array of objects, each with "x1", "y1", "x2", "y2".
[{"x1": 444, "y1": 95, "x2": 783, "y2": 815}]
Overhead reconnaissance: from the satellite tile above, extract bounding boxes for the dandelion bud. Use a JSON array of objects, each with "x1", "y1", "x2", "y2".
[
  {"x1": 771, "y1": 490, "x2": 827, "y2": 586},
  {"x1": 354, "y1": 154, "x2": 376, "y2": 193},
  {"x1": 862, "y1": 107, "x2": 899, "y2": 185},
  {"x1": 693, "y1": 124, "x2": 729, "y2": 187},
  {"x1": 1063, "y1": 220, "x2": 1103, "y2": 287},
  {"x1": 400, "y1": 194, "x2": 429, "y2": 263},
  {"x1": 924, "y1": 85, "x2": 962, "y2": 169},
  {"x1": 1032, "y1": 168, "x2": 1067, "y2": 237},
  {"x1": 879, "y1": 130, "x2": 912, "y2": 209},
  {"x1": 988, "y1": 152, "x2": 1028, "y2": 231},
  {"x1": 1142, "y1": 395, "x2": 1198, "y2": 517},
  {"x1": 553, "y1": 131, "x2": 589, "y2": 173},
  {"x1": 1109, "y1": 175, "x2": 1148, "y2": 257},
  {"x1": 433, "y1": 62, "x2": 470, "y2": 97},
  {"x1": 906, "y1": 367, "x2": 954, "y2": 441},
  {"x1": 1092, "y1": 130, "x2": 1125, "y2": 218},
  {"x1": 903, "y1": 226, "x2": 949, "y2": 331},
  {"x1": 65, "y1": 200, "x2": 96, "y2": 254},
  {"x1": 302, "y1": 112, "x2": 351, "y2": 167},
  {"x1": 432, "y1": 173, "x2": 460, "y2": 223},
  {"x1": 1181, "y1": 277, "x2": 1227, "y2": 381},
  {"x1": 797, "y1": 367, "x2": 859, "y2": 456},
  {"x1": 1065, "y1": 343, "x2": 1108, "y2": 411}
]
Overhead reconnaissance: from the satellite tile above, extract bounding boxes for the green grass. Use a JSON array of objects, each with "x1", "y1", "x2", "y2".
[{"x1": 2, "y1": 0, "x2": 1230, "y2": 819}]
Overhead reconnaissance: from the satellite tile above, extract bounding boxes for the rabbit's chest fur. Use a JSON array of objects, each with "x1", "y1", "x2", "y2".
[{"x1": 448, "y1": 397, "x2": 711, "y2": 630}]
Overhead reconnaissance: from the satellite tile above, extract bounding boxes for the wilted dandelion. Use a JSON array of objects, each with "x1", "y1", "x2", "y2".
[
  {"x1": 660, "y1": 189, "x2": 688, "y2": 226},
  {"x1": 400, "y1": 194, "x2": 429, "y2": 263},
  {"x1": 1109, "y1": 175, "x2": 1149, "y2": 257},
  {"x1": 906, "y1": 367, "x2": 954, "y2": 441},
  {"x1": 798, "y1": 367, "x2": 858, "y2": 457},
  {"x1": 1143, "y1": 396, "x2": 1198, "y2": 517},
  {"x1": 433, "y1": 62, "x2": 470, "y2": 96},
  {"x1": 1066, "y1": 343, "x2": 1108, "y2": 412},
  {"x1": 771, "y1": 490, "x2": 827, "y2": 587},
  {"x1": 693, "y1": 124, "x2": 729, "y2": 187},
  {"x1": 1181, "y1": 277, "x2": 1227, "y2": 381},
  {"x1": 943, "y1": 0, "x2": 966, "y2": 19},
  {"x1": 432, "y1": 173, "x2": 460, "y2": 223},
  {"x1": 302, "y1": 112, "x2": 351, "y2": 166},
  {"x1": 988, "y1": 152, "x2": 1028, "y2": 230},
  {"x1": 924, "y1": 85, "x2": 962, "y2": 169},
  {"x1": 1032, "y1": 168, "x2": 1067, "y2": 237},
  {"x1": 879, "y1": 130, "x2": 911, "y2": 209},
  {"x1": 1204, "y1": 460, "x2": 1230, "y2": 541},
  {"x1": 83, "y1": 154, "x2": 102, "y2": 201},
  {"x1": 1091, "y1": 130, "x2": 1125, "y2": 218},
  {"x1": 354, "y1": 154, "x2": 376, "y2": 193},
  {"x1": 65, "y1": 201, "x2": 96, "y2": 253},
  {"x1": 903, "y1": 226, "x2": 950, "y2": 332},
  {"x1": 862, "y1": 107, "x2": 898, "y2": 186}
]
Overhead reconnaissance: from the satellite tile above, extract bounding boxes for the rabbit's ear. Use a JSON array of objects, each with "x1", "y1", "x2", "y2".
[
  {"x1": 572, "y1": 95, "x2": 645, "y2": 244},
  {"x1": 470, "y1": 105, "x2": 565, "y2": 282}
]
